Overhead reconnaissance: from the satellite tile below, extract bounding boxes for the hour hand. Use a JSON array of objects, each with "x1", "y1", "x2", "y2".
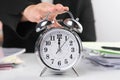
[
  {"x1": 56, "y1": 38, "x2": 61, "y2": 54},
  {"x1": 58, "y1": 38, "x2": 61, "y2": 51}
]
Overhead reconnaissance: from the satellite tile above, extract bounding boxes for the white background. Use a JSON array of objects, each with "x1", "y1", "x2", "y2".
[{"x1": 92, "y1": 0, "x2": 120, "y2": 42}]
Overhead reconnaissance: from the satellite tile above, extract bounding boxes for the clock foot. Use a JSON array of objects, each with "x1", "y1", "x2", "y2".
[
  {"x1": 72, "y1": 67, "x2": 79, "y2": 77},
  {"x1": 40, "y1": 67, "x2": 47, "y2": 77}
]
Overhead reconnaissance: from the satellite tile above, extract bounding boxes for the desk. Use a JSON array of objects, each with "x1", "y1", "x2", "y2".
[{"x1": 0, "y1": 42, "x2": 120, "y2": 80}]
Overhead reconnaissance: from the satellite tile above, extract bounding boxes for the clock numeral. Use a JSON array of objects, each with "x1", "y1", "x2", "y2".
[
  {"x1": 70, "y1": 54, "x2": 73, "y2": 59},
  {"x1": 57, "y1": 34, "x2": 62, "y2": 39},
  {"x1": 71, "y1": 47, "x2": 75, "y2": 52},
  {"x1": 44, "y1": 47, "x2": 48, "y2": 52},
  {"x1": 46, "y1": 41, "x2": 51, "y2": 46},
  {"x1": 58, "y1": 61, "x2": 61, "y2": 66},
  {"x1": 50, "y1": 36, "x2": 55, "y2": 41},
  {"x1": 69, "y1": 40, "x2": 73, "y2": 46},
  {"x1": 65, "y1": 36, "x2": 68, "y2": 41},
  {"x1": 64, "y1": 59, "x2": 68, "y2": 64},
  {"x1": 51, "y1": 59, "x2": 54, "y2": 64},
  {"x1": 46, "y1": 54, "x2": 50, "y2": 59}
]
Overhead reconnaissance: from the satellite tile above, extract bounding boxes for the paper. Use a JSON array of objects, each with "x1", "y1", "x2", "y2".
[
  {"x1": 0, "y1": 56, "x2": 23, "y2": 70},
  {"x1": 2, "y1": 56, "x2": 23, "y2": 64},
  {"x1": 0, "y1": 48, "x2": 25, "y2": 70},
  {"x1": 82, "y1": 42, "x2": 120, "y2": 69},
  {"x1": 86, "y1": 55, "x2": 120, "y2": 69},
  {"x1": 82, "y1": 42, "x2": 120, "y2": 55},
  {"x1": 0, "y1": 48, "x2": 25, "y2": 61}
]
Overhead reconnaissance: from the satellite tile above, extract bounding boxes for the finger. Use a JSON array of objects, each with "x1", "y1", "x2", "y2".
[
  {"x1": 64, "y1": 6, "x2": 69, "y2": 11},
  {"x1": 48, "y1": 6, "x2": 56, "y2": 12},
  {"x1": 36, "y1": 17, "x2": 43, "y2": 23},
  {"x1": 53, "y1": 19, "x2": 62, "y2": 28},
  {"x1": 55, "y1": 4, "x2": 64, "y2": 11},
  {"x1": 33, "y1": 14, "x2": 43, "y2": 23},
  {"x1": 48, "y1": 13, "x2": 57, "y2": 21},
  {"x1": 36, "y1": 18, "x2": 43, "y2": 23},
  {"x1": 55, "y1": 4, "x2": 65, "y2": 13},
  {"x1": 55, "y1": 4, "x2": 69, "y2": 12}
]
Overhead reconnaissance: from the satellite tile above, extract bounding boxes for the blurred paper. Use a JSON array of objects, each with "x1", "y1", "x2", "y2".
[
  {"x1": 82, "y1": 42, "x2": 120, "y2": 69},
  {"x1": 0, "y1": 48, "x2": 25, "y2": 70},
  {"x1": 86, "y1": 56, "x2": 120, "y2": 69},
  {"x1": 83, "y1": 42, "x2": 120, "y2": 54},
  {"x1": 2, "y1": 56, "x2": 23, "y2": 64},
  {"x1": 0, "y1": 48, "x2": 26, "y2": 62}
]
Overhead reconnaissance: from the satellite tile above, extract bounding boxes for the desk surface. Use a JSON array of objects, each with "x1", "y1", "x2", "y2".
[{"x1": 1, "y1": 42, "x2": 120, "y2": 80}]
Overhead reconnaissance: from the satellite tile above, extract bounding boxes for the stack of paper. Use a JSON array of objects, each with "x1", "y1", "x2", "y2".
[
  {"x1": 0, "y1": 48, "x2": 25, "y2": 70},
  {"x1": 82, "y1": 42, "x2": 120, "y2": 69},
  {"x1": 83, "y1": 42, "x2": 120, "y2": 55},
  {"x1": 0, "y1": 56, "x2": 23, "y2": 70},
  {"x1": 86, "y1": 55, "x2": 120, "y2": 69}
]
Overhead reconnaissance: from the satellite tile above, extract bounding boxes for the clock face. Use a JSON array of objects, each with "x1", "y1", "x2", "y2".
[{"x1": 38, "y1": 28, "x2": 81, "y2": 70}]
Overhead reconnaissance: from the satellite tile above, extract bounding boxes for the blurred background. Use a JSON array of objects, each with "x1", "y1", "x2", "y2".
[
  {"x1": 0, "y1": 0, "x2": 120, "y2": 43},
  {"x1": 0, "y1": 21, "x2": 3, "y2": 45},
  {"x1": 92, "y1": 0, "x2": 120, "y2": 42}
]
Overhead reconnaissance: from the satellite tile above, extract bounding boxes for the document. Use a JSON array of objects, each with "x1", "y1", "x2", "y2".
[
  {"x1": 83, "y1": 42, "x2": 120, "y2": 57},
  {"x1": 0, "y1": 48, "x2": 25, "y2": 70},
  {"x1": 83, "y1": 42, "x2": 120, "y2": 69},
  {"x1": 0, "y1": 48, "x2": 25, "y2": 61}
]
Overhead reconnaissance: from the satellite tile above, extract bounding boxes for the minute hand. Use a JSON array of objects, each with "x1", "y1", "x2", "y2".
[{"x1": 56, "y1": 37, "x2": 69, "y2": 54}]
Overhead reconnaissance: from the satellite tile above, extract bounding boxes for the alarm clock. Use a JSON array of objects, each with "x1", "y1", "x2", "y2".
[{"x1": 35, "y1": 11, "x2": 83, "y2": 76}]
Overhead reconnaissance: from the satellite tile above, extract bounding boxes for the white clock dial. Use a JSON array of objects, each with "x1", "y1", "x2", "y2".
[{"x1": 38, "y1": 28, "x2": 81, "y2": 70}]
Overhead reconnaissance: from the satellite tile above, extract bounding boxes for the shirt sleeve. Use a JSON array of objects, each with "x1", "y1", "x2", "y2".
[
  {"x1": 0, "y1": 0, "x2": 34, "y2": 31},
  {"x1": 0, "y1": 0, "x2": 33, "y2": 14}
]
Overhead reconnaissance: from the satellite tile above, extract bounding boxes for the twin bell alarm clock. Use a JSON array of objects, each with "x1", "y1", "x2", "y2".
[{"x1": 35, "y1": 11, "x2": 83, "y2": 76}]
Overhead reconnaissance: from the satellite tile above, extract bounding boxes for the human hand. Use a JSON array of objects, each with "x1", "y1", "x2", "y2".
[{"x1": 21, "y1": 2, "x2": 69, "y2": 24}]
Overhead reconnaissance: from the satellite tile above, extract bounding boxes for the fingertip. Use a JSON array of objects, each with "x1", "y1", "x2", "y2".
[
  {"x1": 36, "y1": 21, "x2": 39, "y2": 24},
  {"x1": 34, "y1": 15, "x2": 43, "y2": 23},
  {"x1": 55, "y1": 4, "x2": 63, "y2": 7},
  {"x1": 55, "y1": 4, "x2": 64, "y2": 10},
  {"x1": 64, "y1": 6, "x2": 69, "y2": 11}
]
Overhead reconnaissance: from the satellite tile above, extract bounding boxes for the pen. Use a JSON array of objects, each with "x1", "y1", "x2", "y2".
[{"x1": 101, "y1": 46, "x2": 120, "y2": 51}]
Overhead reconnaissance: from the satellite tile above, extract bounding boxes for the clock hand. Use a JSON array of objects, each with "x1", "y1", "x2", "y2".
[
  {"x1": 56, "y1": 38, "x2": 61, "y2": 54},
  {"x1": 56, "y1": 37, "x2": 69, "y2": 54},
  {"x1": 58, "y1": 37, "x2": 61, "y2": 52}
]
